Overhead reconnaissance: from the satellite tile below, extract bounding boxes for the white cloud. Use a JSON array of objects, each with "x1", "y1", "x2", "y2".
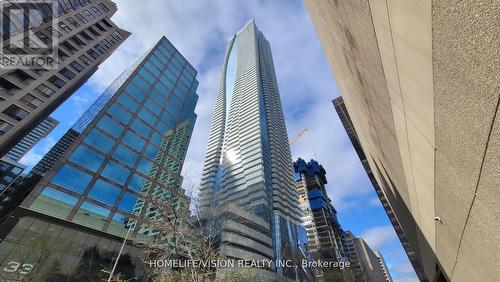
[
  {"x1": 18, "y1": 136, "x2": 56, "y2": 168},
  {"x1": 361, "y1": 225, "x2": 399, "y2": 249}
]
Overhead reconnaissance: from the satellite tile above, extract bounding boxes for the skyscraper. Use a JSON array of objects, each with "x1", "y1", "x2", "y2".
[
  {"x1": 306, "y1": 1, "x2": 498, "y2": 281},
  {"x1": 375, "y1": 250, "x2": 393, "y2": 282},
  {"x1": 293, "y1": 158, "x2": 353, "y2": 281},
  {"x1": 4, "y1": 116, "x2": 58, "y2": 162},
  {"x1": 343, "y1": 231, "x2": 389, "y2": 282},
  {"x1": 198, "y1": 20, "x2": 305, "y2": 280},
  {"x1": 0, "y1": 0, "x2": 129, "y2": 157},
  {"x1": 0, "y1": 36, "x2": 198, "y2": 280}
]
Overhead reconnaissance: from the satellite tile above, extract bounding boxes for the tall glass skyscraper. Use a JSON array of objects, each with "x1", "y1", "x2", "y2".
[
  {"x1": 0, "y1": 37, "x2": 198, "y2": 281},
  {"x1": 198, "y1": 20, "x2": 305, "y2": 280}
]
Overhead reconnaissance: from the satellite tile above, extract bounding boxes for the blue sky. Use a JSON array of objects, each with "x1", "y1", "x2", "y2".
[{"x1": 20, "y1": 1, "x2": 418, "y2": 281}]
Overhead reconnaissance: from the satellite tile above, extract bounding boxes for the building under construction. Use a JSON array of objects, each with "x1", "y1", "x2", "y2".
[{"x1": 293, "y1": 158, "x2": 354, "y2": 281}]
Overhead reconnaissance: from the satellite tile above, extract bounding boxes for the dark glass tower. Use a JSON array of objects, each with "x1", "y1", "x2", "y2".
[{"x1": 0, "y1": 37, "x2": 198, "y2": 281}]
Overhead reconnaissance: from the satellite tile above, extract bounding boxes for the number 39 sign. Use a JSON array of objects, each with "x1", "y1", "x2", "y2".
[{"x1": 3, "y1": 261, "x2": 34, "y2": 275}]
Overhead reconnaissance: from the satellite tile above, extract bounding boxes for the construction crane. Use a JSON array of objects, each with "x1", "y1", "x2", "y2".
[{"x1": 290, "y1": 128, "x2": 308, "y2": 147}]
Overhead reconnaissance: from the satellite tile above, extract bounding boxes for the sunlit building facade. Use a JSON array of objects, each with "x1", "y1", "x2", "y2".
[
  {"x1": 198, "y1": 20, "x2": 305, "y2": 280},
  {"x1": 0, "y1": 37, "x2": 198, "y2": 280}
]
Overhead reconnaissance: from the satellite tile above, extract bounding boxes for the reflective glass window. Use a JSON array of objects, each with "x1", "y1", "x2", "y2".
[
  {"x1": 150, "y1": 132, "x2": 162, "y2": 147},
  {"x1": 117, "y1": 93, "x2": 139, "y2": 112},
  {"x1": 161, "y1": 111, "x2": 176, "y2": 127},
  {"x1": 88, "y1": 179, "x2": 121, "y2": 206},
  {"x1": 96, "y1": 116, "x2": 124, "y2": 138},
  {"x1": 118, "y1": 192, "x2": 138, "y2": 213},
  {"x1": 137, "y1": 159, "x2": 154, "y2": 175},
  {"x1": 124, "y1": 83, "x2": 145, "y2": 103},
  {"x1": 40, "y1": 187, "x2": 78, "y2": 206},
  {"x1": 159, "y1": 75, "x2": 174, "y2": 90},
  {"x1": 113, "y1": 144, "x2": 138, "y2": 165},
  {"x1": 138, "y1": 108, "x2": 156, "y2": 125},
  {"x1": 131, "y1": 119, "x2": 152, "y2": 138},
  {"x1": 102, "y1": 161, "x2": 130, "y2": 185},
  {"x1": 108, "y1": 103, "x2": 132, "y2": 124},
  {"x1": 52, "y1": 164, "x2": 92, "y2": 193},
  {"x1": 145, "y1": 99, "x2": 161, "y2": 116},
  {"x1": 169, "y1": 103, "x2": 180, "y2": 116},
  {"x1": 122, "y1": 131, "x2": 145, "y2": 152},
  {"x1": 131, "y1": 76, "x2": 151, "y2": 93},
  {"x1": 84, "y1": 129, "x2": 115, "y2": 153},
  {"x1": 74, "y1": 202, "x2": 110, "y2": 228},
  {"x1": 127, "y1": 174, "x2": 145, "y2": 192},
  {"x1": 154, "y1": 83, "x2": 169, "y2": 99},
  {"x1": 157, "y1": 121, "x2": 169, "y2": 134},
  {"x1": 140, "y1": 69, "x2": 156, "y2": 85},
  {"x1": 144, "y1": 143, "x2": 158, "y2": 160},
  {"x1": 80, "y1": 202, "x2": 110, "y2": 217},
  {"x1": 69, "y1": 146, "x2": 104, "y2": 172},
  {"x1": 31, "y1": 187, "x2": 78, "y2": 217}
]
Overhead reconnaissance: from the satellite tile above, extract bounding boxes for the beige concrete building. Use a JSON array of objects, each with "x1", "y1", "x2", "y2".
[
  {"x1": 305, "y1": 0, "x2": 499, "y2": 281},
  {"x1": 0, "y1": 0, "x2": 129, "y2": 157}
]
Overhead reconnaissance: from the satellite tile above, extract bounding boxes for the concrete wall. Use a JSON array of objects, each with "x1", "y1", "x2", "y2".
[
  {"x1": 353, "y1": 238, "x2": 388, "y2": 282},
  {"x1": 305, "y1": 0, "x2": 499, "y2": 281}
]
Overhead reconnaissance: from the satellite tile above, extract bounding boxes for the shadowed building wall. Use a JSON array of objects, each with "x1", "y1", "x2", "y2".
[{"x1": 306, "y1": 0, "x2": 499, "y2": 281}]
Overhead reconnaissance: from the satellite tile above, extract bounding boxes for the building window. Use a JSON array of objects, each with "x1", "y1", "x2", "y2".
[
  {"x1": 102, "y1": 19, "x2": 113, "y2": 28},
  {"x1": 0, "y1": 120, "x2": 13, "y2": 135},
  {"x1": 67, "y1": 17, "x2": 80, "y2": 27},
  {"x1": 71, "y1": 36, "x2": 86, "y2": 47},
  {"x1": 96, "y1": 116, "x2": 124, "y2": 138},
  {"x1": 88, "y1": 180, "x2": 121, "y2": 206},
  {"x1": 35, "y1": 31, "x2": 51, "y2": 44},
  {"x1": 0, "y1": 78, "x2": 20, "y2": 93},
  {"x1": 20, "y1": 94, "x2": 43, "y2": 109},
  {"x1": 102, "y1": 161, "x2": 130, "y2": 185},
  {"x1": 69, "y1": 146, "x2": 104, "y2": 172},
  {"x1": 34, "y1": 84, "x2": 55, "y2": 98},
  {"x1": 118, "y1": 192, "x2": 138, "y2": 213},
  {"x1": 84, "y1": 129, "x2": 115, "y2": 153},
  {"x1": 122, "y1": 131, "x2": 145, "y2": 151},
  {"x1": 52, "y1": 164, "x2": 92, "y2": 194},
  {"x1": 87, "y1": 49, "x2": 100, "y2": 60},
  {"x1": 62, "y1": 41, "x2": 78, "y2": 54},
  {"x1": 48, "y1": 75, "x2": 67, "y2": 88},
  {"x1": 9, "y1": 70, "x2": 34, "y2": 83},
  {"x1": 82, "y1": 10, "x2": 95, "y2": 20},
  {"x1": 58, "y1": 21, "x2": 72, "y2": 33},
  {"x1": 58, "y1": 49, "x2": 70, "y2": 61},
  {"x1": 70, "y1": 61, "x2": 85, "y2": 72},
  {"x1": 78, "y1": 54, "x2": 93, "y2": 66},
  {"x1": 113, "y1": 145, "x2": 138, "y2": 165},
  {"x1": 3, "y1": 105, "x2": 29, "y2": 121},
  {"x1": 59, "y1": 68, "x2": 76, "y2": 80},
  {"x1": 75, "y1": 13, "x2": 88, "y2": 24},
  {"x1": 91, "y1": 7, "x2": 102, "y2": 16},
  {"x1": 88, "y1": 26, "x2": 100, "y2": 37},
  {"x1": 94, "y1": 43, "x2": 106, "y2": 55},
  {"x1": 80, "y1": 30, "x2": 93, "y2": 41}
]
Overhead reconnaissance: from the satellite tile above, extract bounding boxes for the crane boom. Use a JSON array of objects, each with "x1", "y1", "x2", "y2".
[{"x1": 290, "y1": 128, "x2": 308, "y2": 146}]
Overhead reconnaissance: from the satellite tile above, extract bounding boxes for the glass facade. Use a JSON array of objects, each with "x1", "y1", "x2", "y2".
[{"x1": 0, "y1": 37, "x2": 198, "y2": 280}]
